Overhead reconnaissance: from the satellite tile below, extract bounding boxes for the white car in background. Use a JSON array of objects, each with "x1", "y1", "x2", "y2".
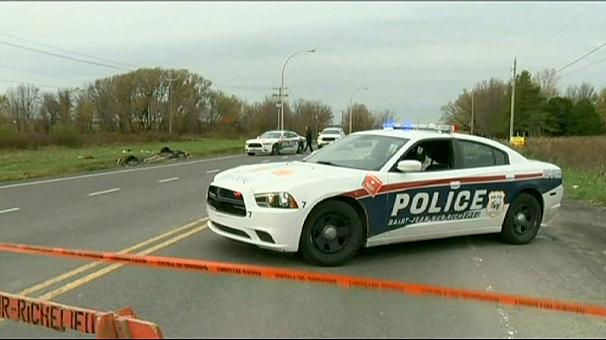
[
  {"x1": 317, "y1": 127, "x2": 345, "y2": 148},
  {"x1": 245, "y1": 130, "x2": 305, "y2": 156},
  {"x1": 208, "y1": 123, "x2": 563, "y2": 266}
]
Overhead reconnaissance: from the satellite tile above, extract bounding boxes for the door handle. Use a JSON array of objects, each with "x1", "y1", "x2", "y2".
[{"x1": 450, "y1": 181, "x2": 461, "y2": 189}]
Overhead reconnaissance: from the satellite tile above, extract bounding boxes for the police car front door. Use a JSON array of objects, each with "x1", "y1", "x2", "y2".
[{"x1": 367, "y1": 138, "x2": 504, "y2": 246}]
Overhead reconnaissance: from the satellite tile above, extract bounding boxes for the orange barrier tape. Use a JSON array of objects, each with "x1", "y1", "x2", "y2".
[
  {"x1": 1, "y1": 242, "x2": 605, "y2": 319},
  {"x1": 0, "y1": 290, "x2": 163, "y2": 338}
]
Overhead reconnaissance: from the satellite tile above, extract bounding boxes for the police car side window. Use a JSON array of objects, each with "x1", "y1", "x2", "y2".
[
  {"x1": 459, "y1": 141, "x2": 507, "y2": 168},
  {"x1": 395, "y1": 139, "x2": 453, "y2": 172}
]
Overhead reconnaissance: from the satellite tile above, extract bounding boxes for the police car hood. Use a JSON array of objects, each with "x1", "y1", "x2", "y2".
[
  {"x1": 246, "y1": 137, "x2": 280, "y2": 144},
  {"x1": 212, "y1": 161, "x2": 361, "y2": 193}
]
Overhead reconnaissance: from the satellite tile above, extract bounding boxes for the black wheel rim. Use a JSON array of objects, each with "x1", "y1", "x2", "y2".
[
  {"x1": 513, "y1": 204, "x2": 537, "y2": 235},
  {"x1": 310, "y1": 213, "x2": 351, "y2": 254}
]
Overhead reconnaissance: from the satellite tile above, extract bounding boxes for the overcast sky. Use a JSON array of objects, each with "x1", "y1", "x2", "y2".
[{"x1": 1, "y1": 1, "x2": 605, "y2": 123}]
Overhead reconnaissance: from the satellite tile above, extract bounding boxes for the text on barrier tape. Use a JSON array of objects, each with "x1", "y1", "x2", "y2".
[{"x1": 0, "y1": 242, "x2": 605, "y2": 319}]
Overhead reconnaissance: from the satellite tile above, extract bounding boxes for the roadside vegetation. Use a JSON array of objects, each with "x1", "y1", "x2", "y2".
[
  {"x1": 0, "y1": 137, "x2": 243, "y2": 182},
  {"x1": 523, "y1": 136, "x2": 606, "y2": 206}
]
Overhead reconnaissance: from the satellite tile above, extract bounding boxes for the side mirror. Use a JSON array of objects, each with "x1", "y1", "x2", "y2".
[{"x1": 397, "y1": 160, "x2": 422, "y2": 172}]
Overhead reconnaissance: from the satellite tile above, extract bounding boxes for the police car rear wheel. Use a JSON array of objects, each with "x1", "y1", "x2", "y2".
[
  {"x1": 500, "y1": 193, "x2": 541, "y2": 244},
  {"x1": 300, "y1": 201, "x2": 363, "y2": 266}
]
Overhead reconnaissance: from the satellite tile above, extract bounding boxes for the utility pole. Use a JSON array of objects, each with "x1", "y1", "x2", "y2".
[
  {"x1": 164, "y1": 72, "x2": 178, "y2": 136},
  {"x1": 509, "y1": 57, "x2": 517, "y2": 141},
  {"x1": 471, "y1": 91, "x2": 475, "y2": 135},
  {"x1": 272, "y1": 87, "x2": 283, "y2": 130}
]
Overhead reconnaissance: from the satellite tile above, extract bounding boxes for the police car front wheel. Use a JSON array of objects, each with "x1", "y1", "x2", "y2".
[
  {"x1": 300, "y1": 200, "x2": 364, "y2": 266},
  {"x1": 500, "y1": 193, "x2": 541, "y2": 244}
]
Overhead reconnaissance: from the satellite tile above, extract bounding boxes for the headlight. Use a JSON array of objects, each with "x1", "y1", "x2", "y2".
[
  {"x1": 263, "y1": 142, "x2": 272, "y2": 146},
  {"x1": 255, "y1": 192, "x2": 299, "y2": 209}
]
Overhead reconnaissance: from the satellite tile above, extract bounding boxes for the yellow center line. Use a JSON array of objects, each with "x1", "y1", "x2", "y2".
[
  {"x1": 15, "y1": 218, "x2": 207, "y2": 297},
  {"x1": 37, "y1": 224, "x2": 207, "y2": 301}
]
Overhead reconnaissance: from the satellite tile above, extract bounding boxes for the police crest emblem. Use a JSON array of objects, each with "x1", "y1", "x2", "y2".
[{"x1": 487, "y1": 191, "x2": 506, "y2": 217}]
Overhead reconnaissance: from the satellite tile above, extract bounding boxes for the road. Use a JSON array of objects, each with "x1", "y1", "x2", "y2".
[{"x1": 0, "y1": 152, "x2": 605, "y2": 338}]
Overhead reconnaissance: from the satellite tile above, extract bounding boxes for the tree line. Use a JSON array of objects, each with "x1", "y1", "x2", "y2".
[
  {"x1": 441, "y1": 69, "x2": 606, "y2": 137},
  {"x1": 0, "y1": 67, "x2": 391, "y2": 141}
]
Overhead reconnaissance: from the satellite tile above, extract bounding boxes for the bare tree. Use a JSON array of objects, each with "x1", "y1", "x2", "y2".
[
  {"x1": 533, "y1": 68, "x2": 560, "y2": 98},
  {"x1": 6, "y1": 84, "x2": 40, "y2": 132},
  {"x1": 566, "y1": 83, "x2": 598, "y2": 103},
  {"x1": 40, "y1": 92, "x2": 60, "y2": 132},
  {"x1": 57, "y1": 88, "x2": 73, "y2": 126}
]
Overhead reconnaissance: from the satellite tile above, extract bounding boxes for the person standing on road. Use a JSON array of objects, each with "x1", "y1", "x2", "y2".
[{"x1": 305, "y1": 126, "x2": 314, "y2": 153}]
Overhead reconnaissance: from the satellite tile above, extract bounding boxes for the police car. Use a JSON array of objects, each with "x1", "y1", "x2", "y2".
[
  {"x1": 245, "y1": 130, "x2": 305, "y2": 156},
  {"x1": 207, "y1": 123, "x2": 563, "y2": 266},
  {"x1": 317, "y1": 127, "x2": 346, "y2": 148}
]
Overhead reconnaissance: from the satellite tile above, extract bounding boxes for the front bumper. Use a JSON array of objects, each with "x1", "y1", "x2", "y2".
[
  {"x1": 206, "y1": 192, "x2": 307, "y2": 252},
  {"x1": 317, "y1": 140, "x2": 334, "y2": 147},
  {"x1": 245, "y1": 145, "x2": 272, "y2": 155},
  {"x1": 542, "y1": 184, "x2": 564, "y2": 223}
]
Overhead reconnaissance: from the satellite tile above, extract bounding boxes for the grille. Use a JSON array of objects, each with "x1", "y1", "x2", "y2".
[
  {"x1": 207, "y1": 185, "x2": 246, "y2": 217},
  {"x1": 248, "y1": 143, "x2": 263, "y2": 148}
]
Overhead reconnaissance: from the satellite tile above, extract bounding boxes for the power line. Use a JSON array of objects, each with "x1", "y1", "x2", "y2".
[
  {"x1": 0, "y1": 64, "x2": 82, "y2": 84},
  {"x1": 0, "y1": 77, "x2": 62, "y2": 89},
  {"x1": 560, "y1": 54, "x2": 606, "y2": 78},
  {"x1": 0, "y1": 39, "x2": 132, "y2": 71},
  {"x1": 0, "y1": 32, "x2": 137, "y2": 69},
  {"x1": 556, "y1": 41, "x2": 606, "y2": 73},
  {"x1": 214, "y1": 85, "x2": 274, "y2": 90},
  {"x1": 535, "y1": 5, "x2": 596, "y2": 47}
]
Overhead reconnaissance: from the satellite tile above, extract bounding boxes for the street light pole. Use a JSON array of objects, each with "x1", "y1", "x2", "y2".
[
  {"x1": 349, "y1": 86, "x2": 368, "y2": 134},
  {"x1": 280, "y1": 48, "x2": 316, "y2": 130}
]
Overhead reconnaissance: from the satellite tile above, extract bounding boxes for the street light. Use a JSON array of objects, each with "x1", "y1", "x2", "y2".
[
  {"x1": 280, "y1": 48, "x2": 316, "y2": 130},
  {"x1": 349, "y1": 86, "x2": 369, "y2": 134}
]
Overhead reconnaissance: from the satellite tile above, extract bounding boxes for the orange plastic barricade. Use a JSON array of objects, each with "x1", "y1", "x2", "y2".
[{"x1": 0, "y1": 291, "x2": 162, "y2": 339}]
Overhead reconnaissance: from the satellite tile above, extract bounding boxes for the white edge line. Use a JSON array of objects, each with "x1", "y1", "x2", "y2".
[
  {"x1": 157, "y1": 177, "x2": 179, "y2": 183},
  {"x1": 0, "y1": 154, "x2": 244, "y2": 190},
  {"x1": 205, "y1": 169, "x2": 220, "y2": 174},
  {"x1": 88, "y1": 188, "x2": 122, "y2": 197},
  {"x1": 0, "y1": 207, "x2": 20, "y2": 214}
]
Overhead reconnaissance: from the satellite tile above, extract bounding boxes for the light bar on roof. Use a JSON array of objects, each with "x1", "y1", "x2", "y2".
[{"x1": 383, "y1": 121, "x2": 455, "y2": 134}]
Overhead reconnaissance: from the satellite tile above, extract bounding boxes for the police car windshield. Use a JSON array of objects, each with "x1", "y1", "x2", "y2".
[
  {"x1": 322, "y1": 129, "x2": 341, "y2": 134},
  {"x1": 260, "y1": 132, "x2": 282, "y2": 139},
  {"x1": 305, "y1": 134, "x2": 408, "y2": 171}
]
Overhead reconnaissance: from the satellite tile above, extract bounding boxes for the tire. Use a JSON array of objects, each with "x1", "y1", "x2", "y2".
[
  {"x1": 500, "y1": 193, "x2": 542, "y2": 244},
  {"x1": 271, "y1": 144, "x2": 279, "y2": 156},
  {"x1": 297, "y1": 142, "x2": 303, "y2": 154},
  {"x1": 300, "y1": 200, "x2": 364, "y2": 266}
]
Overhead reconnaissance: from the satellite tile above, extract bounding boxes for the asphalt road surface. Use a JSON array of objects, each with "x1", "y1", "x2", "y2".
[{"x1": 1, "y1": 152, "x2": 605, "y2": 338}]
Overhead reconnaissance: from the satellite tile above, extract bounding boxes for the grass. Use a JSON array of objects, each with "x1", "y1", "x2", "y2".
[
  {"x1": 0, "y1": 139, "x2": 244, "y2": 182},
  {"x1": 561, "y1": 168, "x2": 606, "y2": 205},
  {"x1": 521, "y1": 136, "x2": 606, "y2": 206}
]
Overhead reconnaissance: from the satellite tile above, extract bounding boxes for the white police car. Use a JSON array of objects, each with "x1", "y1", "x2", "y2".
[
  {"x1": 207, "y1": 123, "x2": 563, "y2": 266},
  {"x1": 317, "y1": 127, "x2": 345, "y2": 148},
  {"x1": 245, "y1": 130, "x2": 305, "y2": 156}
]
